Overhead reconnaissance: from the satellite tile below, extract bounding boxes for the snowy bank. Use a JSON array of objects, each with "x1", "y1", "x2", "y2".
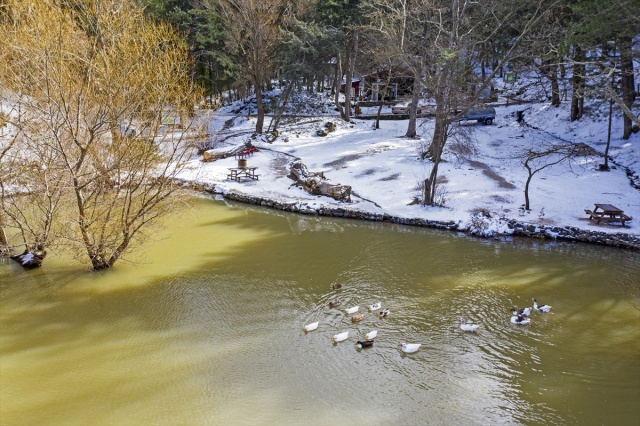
[{"x1": 175, "y1": 96, "x2": 639, "y2": 250}]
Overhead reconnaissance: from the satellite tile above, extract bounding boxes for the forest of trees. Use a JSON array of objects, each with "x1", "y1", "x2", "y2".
[
  {"x1": 141, "y1": 1, "x2": 638, "y2": 128},
  {"x1": 1, "y1": 0, "x2": 638, "y2": 269},
  {"x1": 143, "y1": 0, "x2": 638, "y2": 203}
]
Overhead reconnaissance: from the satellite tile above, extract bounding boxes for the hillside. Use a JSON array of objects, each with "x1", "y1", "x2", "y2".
[{"x1": 179, "y1": 89, "x2": 640, "y2": 242}]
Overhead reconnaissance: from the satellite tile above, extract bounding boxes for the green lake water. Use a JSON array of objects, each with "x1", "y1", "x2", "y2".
[{"x1": 1, "y1": 197, "x2": 639, "y2": 425}]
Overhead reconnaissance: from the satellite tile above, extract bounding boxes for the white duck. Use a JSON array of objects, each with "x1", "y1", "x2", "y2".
[
  {"x1": 401, "y1": 342, "x2": 421, "y2": 353},
  {"x1": 511, "y1": 306, "x2": 532, "y2": 317},
  {"x1": 369, "y1": 302, "x2": 382, "y2": 311},
  {"x1": 510, "y1": 315, "x2": 531, "y2": 325},
  {"x1": 303, "y1": 322, "x2": 319, "y2": 332},
  {"x1": 332, "y1": 331, "x2": 349, "y2": 343},
  {"x1": 365, "y1": 330, "x2": 378, "y2": 340},
  {"x1": 344, "y1": 306, "x2": 359, "y2": 315},
  {"x1": 532, "y1": 298, "x2": 552, "y2": 313},
  {"x1": 459, "y1": 318, "x2": 480, "y2": 332}
]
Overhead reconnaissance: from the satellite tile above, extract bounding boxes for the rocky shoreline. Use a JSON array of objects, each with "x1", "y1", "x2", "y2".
[{"x1": 182, "y1": 181, "x2": 640, "y2": 251}]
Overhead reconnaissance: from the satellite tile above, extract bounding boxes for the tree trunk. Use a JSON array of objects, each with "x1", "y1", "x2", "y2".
[
  {"x1": 571, "y1": 47, "x2": 585, "y2": 121},
  {"x1": 422, "y1": 178, "x2": 430, "y2": 206},
  {"x1": 425, "y1": 159, "x2": 440, "y2": 206},
  {"x1": 0, "y1": 226, "x2": 7, "y2": 248},
  {"x1": 424, "y1": 91, "x2": 449, "y2": 205},
  {"x1": 619, "y1": 36, "x2": 635, "y2": 140},
  {"x1": 0, "y1": 211, "x2": 9, "y2": 254},
  {"x1": 269, "y1": 82, "x2": 293, "y2": 133},
  {"x1": 426, "y1": 85, "x2": 448, "y2": 160},
  {"x1": 405, "y1": 65, "x2": 420, "y2": 138},
  {"x1": 255, "y1": 84, "x2": 264, "y2": 134},
  {"x1": 343, "y1": 30, "x2": 359, "y2": 123},
  {"x1": 524, "y1": 168, "x2": 533, "y2": 211},
  {"x1": 546, "y1": 60, "x2": 560, "y2": 107},
  {"x1": 0, "y1": 226, "x2": 9, "y2": 256},
  {"x1": 334, "y1": 51, "x2": 346, "y2": 119},
  {"x1": 559, "y1": 63, "x2": 567, "y2": 100}
]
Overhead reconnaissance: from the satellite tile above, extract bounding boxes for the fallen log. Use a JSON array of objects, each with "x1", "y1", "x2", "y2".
[
  {"x1": 202, "y1": 150, "x2": 230, "y2": 162},
  {"x1": 289, "y1": 160, "x2": 351, "y2": 202}
]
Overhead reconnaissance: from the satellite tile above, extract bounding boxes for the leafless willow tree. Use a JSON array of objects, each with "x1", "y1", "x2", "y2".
[{"x1": 0, "y1": 0, "x2": 200, "y2": 270}]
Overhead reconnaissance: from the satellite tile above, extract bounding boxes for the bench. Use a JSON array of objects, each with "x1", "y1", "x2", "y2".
[
  {"x1": 584, "y1": 209, "x2": 598, "y2": 220},
  {"x1": 596, "y1": 215, "x2": 632, "y2": 226},
  {"x1": 585, "y1": 209, "x2": 632, "y2": 226},
  {"x1": 620, "y1": 213, "x2": 633, "y2": 226},
  {"x1": 234, "y1": 146, "x2": 259, "y2": 159}
]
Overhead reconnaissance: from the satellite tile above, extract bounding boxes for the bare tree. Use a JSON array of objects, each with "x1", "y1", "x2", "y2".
[
  {"x1": 521, "y1": 142, "x2": 591, "y2": 210},
  {"x1": 209, "y1": 0, "x2": 292, "y2": 134},
  {"x1": 415, "y1": 0, "x2": 552, "y2": 205},
  {"x1": 1, "y1": 0, "x2": 200, "y2": 270},
  {"x1": 363, "y1": 0, "x2": 422, "y2": 136}
]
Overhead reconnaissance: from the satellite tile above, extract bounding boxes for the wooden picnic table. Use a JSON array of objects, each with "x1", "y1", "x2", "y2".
[
  {"x1": 585, "y1": 203, "x2": 632, "y2": 226},
  {"x1": 594, "y1": 203, "x2": 623, "y2": 215},
  {"x1": 227, "y1": 166, "x2": 259, "y2": 182}
]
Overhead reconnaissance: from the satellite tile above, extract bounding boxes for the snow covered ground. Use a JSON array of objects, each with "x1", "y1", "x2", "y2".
[{"x1": 179, "y1": 92, "x2": 639, "y2": 238}]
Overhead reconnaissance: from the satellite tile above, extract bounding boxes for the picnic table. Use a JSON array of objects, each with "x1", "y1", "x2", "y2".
[
  {"x1": 584, "y1": 203, "x2": 632, "y2": 226},
  {"x1": 227, "y1": 166, "x2": 259, "y2": 182}
]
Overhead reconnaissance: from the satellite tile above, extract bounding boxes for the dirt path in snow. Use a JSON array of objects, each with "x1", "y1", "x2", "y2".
[{"x1": 466, "y1": 160, "x2": 517, "y2": 189}]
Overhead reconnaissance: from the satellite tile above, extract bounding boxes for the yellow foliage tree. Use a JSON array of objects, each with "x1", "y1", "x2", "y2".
[{"x1": 0, "y1": 0, "x2": 201, "y2": 270}]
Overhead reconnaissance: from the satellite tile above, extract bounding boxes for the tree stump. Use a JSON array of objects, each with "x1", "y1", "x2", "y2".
[{"x1": 10, "y1": 249, "x2": 46, "y2": 269}]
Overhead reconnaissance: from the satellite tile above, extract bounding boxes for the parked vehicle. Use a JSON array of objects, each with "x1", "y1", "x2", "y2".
[
  {"x1": 458, "y1": 107, "x2": 496, "y2": 125},
  {"x1": 391, "y1": 101, "x2": 435, "y2": 115}
]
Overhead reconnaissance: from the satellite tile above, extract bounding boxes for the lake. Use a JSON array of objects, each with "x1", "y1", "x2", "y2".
[{"x1": 1, "y1": 196, "x2": 638, "y2": 425}]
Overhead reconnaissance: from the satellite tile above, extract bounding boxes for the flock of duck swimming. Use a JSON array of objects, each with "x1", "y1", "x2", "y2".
[
  {"x1": 303, "y1": 283, "x2": 553, "y2": 354},
  {"x1": 509, "y1": 297, "x2": 553, "y2": 324}
]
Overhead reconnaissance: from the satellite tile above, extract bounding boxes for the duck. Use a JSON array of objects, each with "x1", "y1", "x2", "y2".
[
  {"x1": 378, "y1": 308, "x2": 391, "y2": 318},
  {"x1": 351, "y1": 313, "x2": 364, "y2": 322},
  {"x1": 365, "y1": 330, "x2": 378, "y2": 340},
  {"x1": 518, "y1": 204, "x2": 526, "y2": 216},
  {"x1": 369, "y1": 302, "x2": 382, "y2": 311},
  {"x1": 510, "y1": 315, "x2": 531, "y2": 325},
  {"x1": 400, "y1": 342, "x2": 421, "y2": 353},
  {"x1": 459, "y1": 318, "x2": 480, "y2": 332},
  {"x1": 331, "y1": 283, "x2": 342, "y2": 290},
  {"x1": 532, "y1": 298, "x2": 552, "y2": 313},
  {"x1": 332, "y1": 331, "x2": 349, "y2": 342},
  {"x1": 356, "y1": 339, "x2": 374, "y2": 349},
  {"x1": 344, "y1": 306, "x2": 359, "y2": 315},
  {"x1": 303, "y1": 322, "x2": 319, "y2": 332},
  {"x1": 511, "y1": 306, "x2": 532, "y2": 317},
  {"x1": 328, "y1": 298, "x2": 342, "y2": 308}
]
